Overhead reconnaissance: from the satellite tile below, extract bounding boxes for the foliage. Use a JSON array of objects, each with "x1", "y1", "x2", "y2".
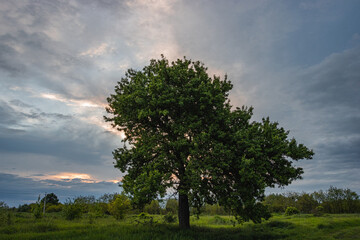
[
  {"x1": 0, "y1": 202, "x2": 8, "y2": 210},
  {"x1": 98, "y1": 193, "x2": 118, "y2": 204},
  {"x1": 88, "y1": 202, "x2": 107, "y2": 217},
  {"x1": 17, "y1": 204, "x2": 32, "y2": 213},
  {"x1": 202, "y1": 204, "x2": 228, "y2": 215},
  {"x1": 41, "y1": 193, "x2": 59, "y2": 205},
  {"x1": 313, "y1": 186, "x2": 360, "y2": 213},
  {"x1": 144, "y1": 200, "x2": 161, "y2": 214},
  {"x1": 134, "y1": 212, "x2": 157, "y2": 225},
  {"x1": 210, "y1": 215, "x2": 236, "y2": 226},
  {"x1": 163, "y1": 212, "x2": 177, "y2": 223},
  {"x1": 165, "y1": 199, "x2": 178, "y2": 214},
  {"x1": 0, "y1": 202, "x2": 12, "y2": 227},
  {"x1": 313, "y1": 205, "x2": 324, "y2": 217},
  {"x1": 285, "y1": 207, "x2": 300, "y2": 215},
  {"x1": 62, "y1": 199, "x2": 83, "y2": 220},
  {"x1": 105, "y1": 56, "x2": 314, "y2": 227},
  {"x1": 74, "y1": 195, "x2": 95, "y2": 213},
  {"x1": 264, "y1": 187, "x2": 360, "y2": 214},
  {"x1": 108, "y1": 194, "x2": 131, "y2": 220},
  {"x1": 46, "y1": 204, "x2": 63, "y2": 213},
  {"x1": 296, "y1": 193, "x2": 318, "y2": 213},
  {"x1": 32, "y1": 195, "x2": 43, "y2": 219}
]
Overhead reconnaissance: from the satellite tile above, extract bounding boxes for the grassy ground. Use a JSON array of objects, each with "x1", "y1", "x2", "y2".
[{"x1": 0, "y1": 213, "x2": 359, "y2": 240}]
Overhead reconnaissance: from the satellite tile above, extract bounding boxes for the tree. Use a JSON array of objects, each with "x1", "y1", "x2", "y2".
[
  {"x1": 105, "y1": 56, "x2": 314, "y2": 229},
  {"x1": 41, "y1": 193, "x2": 59, "y2": 205},
  {"x1": 296, "y1": 193, "x2": 318, "y2": 213}
]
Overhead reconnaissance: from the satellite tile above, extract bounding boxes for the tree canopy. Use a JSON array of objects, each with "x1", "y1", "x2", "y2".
[
  {"x1": 41, "y1": 193, "x2": 59, "y2": 205},
  {"x1": 105, "y1": 56, "x2": 314, "y2": 228}
]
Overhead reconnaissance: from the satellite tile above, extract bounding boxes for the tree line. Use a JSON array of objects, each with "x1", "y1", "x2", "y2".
[
  {"x1": 1, "y1": 185, "x2": 358, "y2": 227},
  {"x1": 264, "y1": 186, "x2": 360, "y2": 214}
]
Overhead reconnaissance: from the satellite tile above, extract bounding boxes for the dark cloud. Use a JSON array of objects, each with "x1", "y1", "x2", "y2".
[
  {"x1": 296, "y1": 47, "x2": 360, "y2": 110},
  {"x1": 0, "y1": 99, "x2": 72, "y2": 127},
  {"x1": 0, "y1": 99, "x2": 120, "y2": 171}
]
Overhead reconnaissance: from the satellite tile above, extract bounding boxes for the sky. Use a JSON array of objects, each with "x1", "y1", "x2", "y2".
[{"x1": 0, "y1": 0, "x2": 359, "y2": 207}]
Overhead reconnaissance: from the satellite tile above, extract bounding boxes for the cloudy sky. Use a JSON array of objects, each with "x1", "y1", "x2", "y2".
[{"x1": 0, "y1": 0, "x2": 359, "y2": 206}]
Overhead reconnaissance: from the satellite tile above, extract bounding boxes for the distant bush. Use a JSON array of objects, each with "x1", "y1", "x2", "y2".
[
  {"x1": 203, "y1": 204, "x2": 228, "y2": 215},
  {"x1": 313, "y1": 205, "x2": 324, "y2": 217},
  {"x1": 0, "y1": 202, "x2": 12, "y2": 227},
  {"x1": 32, "y1": 205, "x2": 43, "y2": 219},
  {"x1": 108, "y1": 194, "x2": 131, "y2": 220},
  {"x1": 163, "y1": 213, "x2": 177, "y2": 223},
  {"x1": 134, "y1": 212, "x2": 157, "y2": 225},
  {"x1": 46, "y1": 204, "x2": 63, "y2": 213},
  {"x1": 88, "y1": 202, "x2": 108, "y2": 218},
  {"x1": 62, "y1": 199, "x2": 82, "y2": 220},
  {"x1": 74, "y1": 195, "x2": 95, "y2": 213},
  {"x1": 17, "y1": 204, "x2": 32, "y2": 213},
  {"x1": 32, "y1": 196, "x2": 43, "y2": 219},
  {"x1": 285, "y1": 207, "x2": 299, "y2": 216},
  {"x1": 165, "y1": 199, "x2": 178, "y2": 214},
  {"x1": 211, "y1": 215, "x2": 228, "y2": 225},
  {"x1": 144, "y1": 200, "x2": 161, "y2": 214}
]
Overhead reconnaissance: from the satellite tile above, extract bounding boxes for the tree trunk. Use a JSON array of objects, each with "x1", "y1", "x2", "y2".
[{"x1": 178, "y1": 193, "x2": 190, "y2": 229}]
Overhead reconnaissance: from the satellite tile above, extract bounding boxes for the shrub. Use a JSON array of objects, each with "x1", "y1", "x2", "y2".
[
  {"x1": 46, "y1": 204, "x2": 63, "y2": 213},
  {"x1": 0, "y1": 202, "x2": 11, "y2": 226},
  {"x1": 144, "y1": 200, "x2": 161, "y2": 214},
  {"x1": 134, "y1": 212, "x2": 157, "y2": 225},
  {"x1": 285, "y1": 206, "x2": 299, "y2": 216},
  {"x1": 32, "y1": 195, "x2": 43, "y2": 219},
  {"x1": 165, "y1": 199, "x2": 178, "y2": 214},
  {"x1": 0, "y1": 211, "x2": 12, "y2": 226},
  {"x1": 163, "y1": 213, "x2": 177, "y2": 223},
  {"x1": 88, "y1": 202, "x2": 107, "y2": 218},
  {"x1": 211, "y1": 215, "x2": 228, "y2": 225},
  {"x1": 62, "y1": 199, "x2": 82, "y2": 220},
  {"x1": 32, "y1": 204, "x2": 43, "y2": 219},
  {"x1": 17, "y1": 204, "x2": 32, "y2": 213},
  {"x1": 108, "y1": 194, "x2": 131, "y2": 220},
  {"x1": 313, "y1": 205, "x2": 324, "y2": 217}
]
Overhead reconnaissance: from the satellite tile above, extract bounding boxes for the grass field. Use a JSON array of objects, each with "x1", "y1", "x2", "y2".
[{"x1": 1, "y1": 213, "x2": 359, "y2": 240}]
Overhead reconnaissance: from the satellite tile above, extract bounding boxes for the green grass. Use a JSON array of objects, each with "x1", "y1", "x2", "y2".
[{"x1": 1, "y1": 213, "x2": 359, "y2": 240}]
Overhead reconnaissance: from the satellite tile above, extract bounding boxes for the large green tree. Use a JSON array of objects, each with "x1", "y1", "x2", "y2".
[{"x1": 105, "y1": 56, "x2": 314, "y2": 228}]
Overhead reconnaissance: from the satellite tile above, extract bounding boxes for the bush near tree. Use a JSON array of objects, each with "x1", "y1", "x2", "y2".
[
  {"x1": 62, "y1": 199, "x2": 83, "y2": 220},
  {"x1": 285, "y1": 206, "x2": 300, "y2": 215},
  {"x1": 165, "y1": 199, "x2": 178, "y2": 215},
  {"x1": 144, "y1": 200, "x2": 161, "y2": 214},
  {"x1": 108, "y1": 194, "x2": 131, "y2": 220}
]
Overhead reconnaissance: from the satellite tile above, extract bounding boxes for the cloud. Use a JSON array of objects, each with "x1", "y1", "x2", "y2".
[
  {"x1": 295, "y1": 47, "x2": 360, "y2": 110},
  {"x1": 0, "y1": 172, "x2": 120, "y2": 206}
]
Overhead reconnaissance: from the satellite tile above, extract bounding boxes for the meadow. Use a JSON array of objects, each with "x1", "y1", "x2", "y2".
[{"x1": 0, "y1": 212, "x2": 359, "y2": 240}]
